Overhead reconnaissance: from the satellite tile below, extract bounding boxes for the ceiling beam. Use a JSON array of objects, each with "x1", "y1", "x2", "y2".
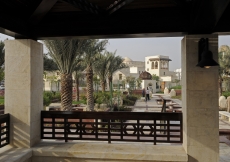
[
  {"x1": 170, "y1": 0, "x2": 191, "y2": 6},
  {"x1": 29, "y1": 0, "x2": 58, "y2": 25},
  {"x1": 63, "y1": 0, "x2": 104, "y2": 15},
  {"x1": 29, "y1": 8, "x2": 189, "y2": 39},
  {"x1": 189, "y1": 0, "x2": 230, "y2": 33},
  {"x1": 106, "y1": 0, "x2": 135, "y2": 15}
]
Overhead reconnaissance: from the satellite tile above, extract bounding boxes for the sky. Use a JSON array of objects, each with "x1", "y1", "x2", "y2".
[{"x1": 1, "y1": 33, "x2": 230, "y2": 71}]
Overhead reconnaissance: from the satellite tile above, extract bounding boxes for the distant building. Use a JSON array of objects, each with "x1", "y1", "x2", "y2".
[
  {"x1": 112, "y1": 55, "x2": 178, "y2": 91},
  {"x1": 112, "y1": 57, "x2": 145, "y2": 88}
]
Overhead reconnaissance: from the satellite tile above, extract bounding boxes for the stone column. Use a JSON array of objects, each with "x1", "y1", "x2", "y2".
[
  {"x1": 5, "y1": 39, "x2": 43, "y2": 148},
  {"x1": 182, "y1": 35, "x2": 219, "y2": 162}
]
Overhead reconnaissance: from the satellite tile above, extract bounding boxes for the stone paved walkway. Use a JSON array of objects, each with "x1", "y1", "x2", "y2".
[{"x1": 133, "y1": 95, "x2": 230, "y2": 162}]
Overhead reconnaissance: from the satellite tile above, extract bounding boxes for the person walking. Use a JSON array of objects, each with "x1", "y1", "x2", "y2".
[
  {"x1": 146, "y1": 87, "x2": 150, "y2": 101},
  {"x1": 142, "y1": 88, "x2": 145, "y2": 97}
]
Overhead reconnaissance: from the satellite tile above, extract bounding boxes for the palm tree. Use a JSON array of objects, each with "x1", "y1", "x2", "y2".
[
  {"x1": 73, "y1": 63, "x2": 86, "y2": 101},
  {"x1": 219, "y1": 45, "x2": 230, "y2": 96},
  {"x1": 83, "y1": 40, "x2": 108, "y2": 111},
  {"x1": 43, "y1": 39, "x2": 87, "y2": 110},
  {"x1": 94, "y1": 52, "x2": 112, "y2": 92},
  {"x1": 107, "y1": 52, "x2": 128, "y2": 89},
  {"x1": 44, "y1": 54, "x2": 58, "y2": 71}
]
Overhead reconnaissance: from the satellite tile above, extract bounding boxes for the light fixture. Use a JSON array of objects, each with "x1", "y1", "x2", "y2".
[{"x1": 196, "y1": 38, "x2": 219, "y2": 68}]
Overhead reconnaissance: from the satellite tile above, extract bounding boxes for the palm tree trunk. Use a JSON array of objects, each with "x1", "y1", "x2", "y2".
[
  {"x1": 61, "y1": 73, "x2": 73, "y2": 111},
  {"x1": 86, "y1": 67, "x2": 94, "y2": 111},
  {"x1": 108, "y1": 76, "x2": 113, "y2": 88},
  {"x1": 76, "y1": 76, "x2": 80, "y2": 101},
  {"x1": 101, "y1": 80, "x2": 106, "y2": 92}
]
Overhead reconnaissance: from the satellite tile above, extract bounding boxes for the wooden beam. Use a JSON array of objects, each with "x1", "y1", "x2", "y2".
[
  {"x1": 106, "y1": 0, "x2": 135, "y2": 15},
  {"x1": 189, "y1": 0, "x2": 230, "y2": 33},
  {"x1": 29, "y1": 0, "x2": 58, "y2": 25},
  {"x1": 63, "y1": 0, "x2": 104, "y2": 15}
]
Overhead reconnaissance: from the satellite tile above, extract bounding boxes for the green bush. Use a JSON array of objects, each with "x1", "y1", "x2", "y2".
[
  {"x1": 72, "y1": 100, "x2": 85, "y2": 105},
  {"x1": 80, "y1": 95, "x2": 87, "y2": 104},
  {"x1": 94, "y1": 92, "x2": 111, "y2": 105},
  {"x1": 43, "y1": 95, "x2": 51, "y2": 106},
  {"x1": 222, "y1": 91, "x2": 230, "y2": 98},
  {"x1": 118, "y1": 106, "x2": 132, "y2": 111},
  {"x1": 52, "y1": 92, "x2": 61, "y2": 100},
  {"x1": 126, "y1": 95, "x2": 138, "y2": 101},
  {"x1": 170, "y1": 85, "x2": 182, "y2": 90},
  {"x1": 123, "y1": 98, "x2": 135, "y2": 106}
]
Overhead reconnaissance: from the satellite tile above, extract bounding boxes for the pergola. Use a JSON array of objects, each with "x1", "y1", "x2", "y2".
[
  {"x1": 1, "y1": 0, "x2": 230, "y2": 162},
  {"x1": 0, "y1": 0, "x2": 230, "y2": 39}
]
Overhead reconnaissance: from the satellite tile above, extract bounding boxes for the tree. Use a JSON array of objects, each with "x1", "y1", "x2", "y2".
[
  {"x1": 73, "y1": 63, "x2": 86, "y2": 101},
  {"x1": 93, "y1": 75, "x2": 100, "y2": 92},
  {"x1": 43, "y1": 39, "x2": 87, "y2": 110},
  {"x1": 83, "y1": 39, "x2": 108, "y2": 111},
  {"x1": 107, "y1": 52, "x2": 128, "y2": 89},
  {"x1": 94, "y1": 52, "x2": 111, "y2": 92},
  {"x1": 0, "y1": 41, "x2": 5, "y2": 83},
  {"x1": 152, "y1": 74, "x2": 160, "y2": 81},
  {"x1": 44, "y1": 54, "x2": 58, "y2": 71},
  {"x1": 219, "y1": 45, "x2": 230, "y2": 96},
  {"x1": 136, "y1": 78, "x2": 142, "y2": 89}
]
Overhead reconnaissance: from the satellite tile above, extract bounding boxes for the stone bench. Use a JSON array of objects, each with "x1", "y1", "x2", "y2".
[{"x1": 219, "y1": 111, "x2": 230, "y2": 122}]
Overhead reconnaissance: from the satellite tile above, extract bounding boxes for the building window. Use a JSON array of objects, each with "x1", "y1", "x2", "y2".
[
  {"x1": 147, "y1": 61, "x2": 149, "y2": 64},
  {"x1": 151, "y1": 62, "x2": 154, "y2": 69},
  {"x1": 155, "y1": 61, "x2": 158, "y2": 69},
  {"x1": 164, "y1": 72, "x2": 165, "y2": 75},
  {"x1": 147, "y1": 68, "x2": 149, "y2": 71},
  {"x1": 119, "y1": 74, "x2": 122, "y2": 80}
]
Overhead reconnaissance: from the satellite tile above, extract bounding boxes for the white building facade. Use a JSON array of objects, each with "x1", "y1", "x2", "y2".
[{"x1": 112, "y1": 56, "x2": 178, "y2": 91}]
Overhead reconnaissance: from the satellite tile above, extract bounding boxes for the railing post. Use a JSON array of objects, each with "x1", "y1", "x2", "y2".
[
  {"x1": 167, "y1": 119, "x2": 170, "y2": 142},
  {"x1": 154, "y1": 119, "x2": 156, "y2": 145},
  {"x1": 121, "y1": 119, "x2": 123, "y2": 140},
  {"x1": 64, "y1": 117, "x2": 67, "y2": 142},
  {"x1": 95, "y1": 119, "x2": 98, "y2": 140},
  {"x1": 108, "y1": 120, "x2": 111, "y2": 143},
  {"x1": 137, "y1": 119, "x2": 140, "y2": 141}
]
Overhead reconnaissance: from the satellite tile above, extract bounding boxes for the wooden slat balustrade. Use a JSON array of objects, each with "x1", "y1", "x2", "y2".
[
  {"x1": 0, "y1": 113, "x2": 10, "y2": 148},
  {"x1": 41, "y1": 111, "x2": 183, "y2": 145}
]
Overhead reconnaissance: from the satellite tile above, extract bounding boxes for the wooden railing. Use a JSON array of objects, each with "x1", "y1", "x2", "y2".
[
  {"x1": 0, "y1": 113, "x2": 10, "y2": 148},
  {"x1": 41, "y1": 111, "x2": 183, "y2": 145}
]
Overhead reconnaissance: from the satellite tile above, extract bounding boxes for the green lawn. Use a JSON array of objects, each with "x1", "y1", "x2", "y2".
[{"x1": 171, "y1": 95, "x2": 181, "y2": 100}]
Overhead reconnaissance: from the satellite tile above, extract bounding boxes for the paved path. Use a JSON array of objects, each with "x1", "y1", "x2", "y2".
[{"x1": 133, "y1": 95, "x2": 230, "y2": 162}]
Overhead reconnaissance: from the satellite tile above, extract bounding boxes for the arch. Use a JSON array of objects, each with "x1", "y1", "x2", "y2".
[{"x1": 155, "y1": 61, "x2": 158, "y2": 69}]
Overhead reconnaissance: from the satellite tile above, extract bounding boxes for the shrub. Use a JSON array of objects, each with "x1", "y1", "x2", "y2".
[
  {"x1": 80, "y1": 95, "x2": 87, "y2": 104},
  {"x1": 123, "y1": 98, "x2": 135, "y2": 106},
  {"x1": 170, "y1": 85, "x2": 182, "y2": 90},
  {"x1": 126, "y1": 95, "x2": 138, "y2": 101},
  {"x1": 222, "y1": 91, "x2": 230, "y2": 98},
  {"x1": 43, "y1": 95, "x2": 51, "y2": 106}
]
